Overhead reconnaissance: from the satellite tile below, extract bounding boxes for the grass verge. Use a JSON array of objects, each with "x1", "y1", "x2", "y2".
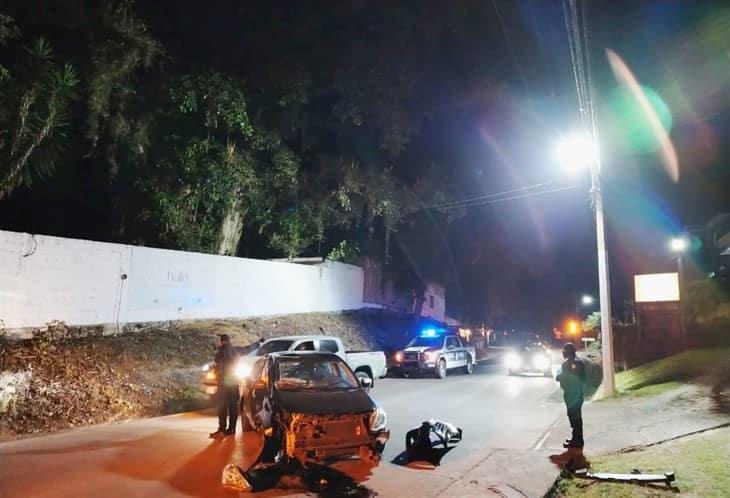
[
  {"x1": 550, "y1": 427, "x2": 730, "y2": 498},
  {"x1": 600, "y1": 348, "x2": 730, "y2": 399}
]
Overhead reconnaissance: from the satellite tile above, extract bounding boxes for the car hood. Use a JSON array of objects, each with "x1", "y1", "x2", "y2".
[
  {"x1": 518, "y1": 349, "x2": 549, "y2": 357},
  {"x1": 404, "y1": 346, "x2": 433, "y2": 353},
  {"x1": 274, "y1": 388, "x2": 375, "y2": 415}
]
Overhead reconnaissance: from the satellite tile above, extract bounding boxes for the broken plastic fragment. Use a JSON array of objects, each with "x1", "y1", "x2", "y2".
[{"x1": 221, "y1": 463, "x2": 252, "y2": 491}]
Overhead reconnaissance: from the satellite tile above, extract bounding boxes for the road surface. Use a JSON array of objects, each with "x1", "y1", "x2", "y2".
[{"x1": 1, "y1": 354, "x2": 566, "y2": 497}]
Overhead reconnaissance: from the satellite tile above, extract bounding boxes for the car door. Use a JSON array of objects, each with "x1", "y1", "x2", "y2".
[
  {"x1": 292, "y1": 340, "x2": 315, "y2": 351},
  {"x1": 317, "y1": 338, "x2": 350, "y2": 363},
  {"x1": 245, "y1": 357, "x2": 273, "y2": 429},
  {"x1": 445, "y1": 336, "x2": 463, "y2": 366},
  {"x1": 455, "y1": 336, "x2": 470, "y2": 364}
]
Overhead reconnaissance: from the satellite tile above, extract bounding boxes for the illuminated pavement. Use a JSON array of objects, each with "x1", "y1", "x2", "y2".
[{"x1": 1, "y1": 355, "x2": 566, "y2": 497}]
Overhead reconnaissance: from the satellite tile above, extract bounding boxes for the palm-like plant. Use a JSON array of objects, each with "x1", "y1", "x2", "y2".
[{"x1": 0, "y1": 35, "x2": 78, "y2": 199}]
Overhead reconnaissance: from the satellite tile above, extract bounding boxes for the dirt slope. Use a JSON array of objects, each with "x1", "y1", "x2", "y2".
[{"x1": 0, "y1": 310, "x2": 412, "y2": 439}]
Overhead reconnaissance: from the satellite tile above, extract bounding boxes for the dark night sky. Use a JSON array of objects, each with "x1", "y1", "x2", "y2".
[{"x1": 2, "y1": 0, "x2": 729, "y2": 329}]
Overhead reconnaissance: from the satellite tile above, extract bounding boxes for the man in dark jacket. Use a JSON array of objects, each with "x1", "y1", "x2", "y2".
[
  {"x1": 555, "y1": 343, "x2": 586, "y2": 448},
  {"x1": 210, "y1": 334, "x2": 240, "y2": 438}
]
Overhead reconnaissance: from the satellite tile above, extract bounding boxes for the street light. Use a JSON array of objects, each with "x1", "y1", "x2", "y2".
[
  {"x1": 581, "y1": 294, "x2": 594, "y2": 306},
  {"x1": 670, "y1": 237, "x2": 688, "y2": 253},
  {"x1": 567, "y1": 319, "x2": 580, "y2": 336},
  {"x1": 554, "y1": 133, "x2": 600, "y2": 174},
  {"x1": 555, "y1": 131, "x2": 616, "y2": 397}
]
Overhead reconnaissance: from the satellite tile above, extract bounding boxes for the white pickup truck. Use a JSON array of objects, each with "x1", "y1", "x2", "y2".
[{"x1": 202, "y1": 335, "x2": 388, "y2": 395}]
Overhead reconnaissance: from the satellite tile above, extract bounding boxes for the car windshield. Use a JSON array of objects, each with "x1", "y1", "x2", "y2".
[
  {"x1": 407, "y1": 336, "x2": 443, "y2": 348},
  {"x1": 275, "y1": 357, "x2": 359, "y2": 391},
  {"x1": 256, "y1": 340, "x2": 294, "y2": 356}
]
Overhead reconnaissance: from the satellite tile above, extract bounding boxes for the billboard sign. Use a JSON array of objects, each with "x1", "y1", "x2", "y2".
[{"x1": 634, "y1": 273, "x2": 680, "y2": 303}]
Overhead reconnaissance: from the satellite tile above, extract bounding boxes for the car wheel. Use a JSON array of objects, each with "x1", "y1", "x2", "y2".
[
  {"x1": 436, "y1": 359, "x2": 447, "y2": 379},
  {"x1": 401, "y1": 371, "x2": 410, "y2": 378},
  {"x1": 464, "y1": 356, "x2": 474, "y2": 375}
]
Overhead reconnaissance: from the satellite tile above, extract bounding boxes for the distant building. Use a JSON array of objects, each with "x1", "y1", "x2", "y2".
[
  {"x1": 419, "y1": 282, "x2": 446, "y2": 323},
  {"x1": 361, "y1": 258, "x2": 447, "y2": 322}
]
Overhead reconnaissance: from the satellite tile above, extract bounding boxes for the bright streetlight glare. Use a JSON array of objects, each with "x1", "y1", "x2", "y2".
[
  {"x1": 554, "y1": 133, "x2": 599, "y2": 173},
  {"x1": 581, "y1": 294, "x2": 594, "y2": 305},
  {"x1": 567, "y1": 320, "x2": 580, "y2": 335},
  {"x1": 670, "y1": 237, "x2": 688, "y2": 253}
]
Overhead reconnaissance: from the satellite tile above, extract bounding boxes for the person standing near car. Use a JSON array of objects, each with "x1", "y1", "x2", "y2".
[
  {"x1": 210, "y1": 334, "x2": 240, "y2": 438},
  {"x1": 555, "y1": 342, "x2": 586, "y2": 449}
]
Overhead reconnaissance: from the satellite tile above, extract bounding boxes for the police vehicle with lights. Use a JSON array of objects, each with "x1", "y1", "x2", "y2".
[{"x1": 392, "y1": 328, "x2": 477, "y2": 379}]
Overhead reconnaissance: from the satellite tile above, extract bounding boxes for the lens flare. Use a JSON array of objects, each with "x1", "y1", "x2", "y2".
[
  {"x1": 606, "y1": 49, "x2": 679, "y2": 183},
  {"x1": 607, "y1": 85, "x2": 672, "y2": 154}
]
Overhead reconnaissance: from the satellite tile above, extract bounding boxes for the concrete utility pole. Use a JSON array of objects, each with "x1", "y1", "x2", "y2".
[{"x1": 590, "y1": 164, "x2": 616, "y2": 397}]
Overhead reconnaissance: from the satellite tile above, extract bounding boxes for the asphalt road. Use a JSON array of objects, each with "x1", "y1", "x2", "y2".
[
  {"x1": 376, "y1": 358, "x2": 562, "y2": 463},
  {"x1": 0, "y1": 353, "x2": 566, "y2": 498}
]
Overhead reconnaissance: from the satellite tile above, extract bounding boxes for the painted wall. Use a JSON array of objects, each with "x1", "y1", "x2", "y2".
[{"x1": 0, "y1": 230, "x2": 364, "y2": 333}]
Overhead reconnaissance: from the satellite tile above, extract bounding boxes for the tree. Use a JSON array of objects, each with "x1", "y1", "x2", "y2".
[
  {"x1": 0, "y1": 18, "x2": 78, "y2": 199},
  {"x1": 85, "y1": 0, "x2": 162, "y2": 177},
  {"x1": 582, "y1": 312, "x2": 601, "y2": 338},
  {"x1": 140, "y1": 72, "x2": 298, "y2": 255}
]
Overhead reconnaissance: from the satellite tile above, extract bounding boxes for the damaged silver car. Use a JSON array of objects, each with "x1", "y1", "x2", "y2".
[{"x1": 240, "y1": 352, "x2": 390, "y2": 464}]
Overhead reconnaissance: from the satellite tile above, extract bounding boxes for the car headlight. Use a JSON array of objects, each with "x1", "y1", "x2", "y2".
[
  {"x1": 423, "y1": 351, "x2": 437, "y2": 362},
  {"x1": 369, "y1": 402, "x2": 387, "y2": 432},
  {"x1": 202, "y1": 362, "x2": 212, "y2": 372},
  {"x1": 532, "y1": 354, "x2": 550, "y2": 370},
  {"x1": 394, "y1": 351, "x2": 404, "y2": 363},
  {"x1": 505, "y1": 353, "x2": 522, "y2": 369},
  {"x1": 234, "y1": 360, "x2": 252, "y2": 379},
  {"x1": 204, "y1": 370, "x2": 216, "y2": 381}
]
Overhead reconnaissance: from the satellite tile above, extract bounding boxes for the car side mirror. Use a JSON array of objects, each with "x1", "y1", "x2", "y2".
[{"x1": 360, "y1": 377, "x2": 373, "y2": 389}]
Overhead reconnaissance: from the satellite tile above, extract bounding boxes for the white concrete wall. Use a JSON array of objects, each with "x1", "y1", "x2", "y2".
[{"x1": 0, "y1": 230, "x2": 364, "y2": 332}]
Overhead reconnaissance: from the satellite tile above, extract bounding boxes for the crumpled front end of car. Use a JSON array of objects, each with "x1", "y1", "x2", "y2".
[{"x1": 284, "y1": 412, "x2": 389, "y2": 463}]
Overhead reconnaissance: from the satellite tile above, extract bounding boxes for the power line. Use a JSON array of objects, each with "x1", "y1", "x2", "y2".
[
  {"x1": 491, "y1": 0, "x2": 530, "y2": 95},
  {"x1": 430, "y1": 181, "x2": 551, "y2": 209},
  {"x1": 432, "y1": 184, "x2": 580, "y2": 210}
]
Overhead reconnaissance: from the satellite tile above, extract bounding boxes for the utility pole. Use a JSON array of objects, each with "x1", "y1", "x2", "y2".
[{"x1": 591, "y1": 172, "x2": 616, "y2": 397}]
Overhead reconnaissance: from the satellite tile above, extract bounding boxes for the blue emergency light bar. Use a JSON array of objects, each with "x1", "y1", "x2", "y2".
[{"x1": 420, "y1": 328, "x2": 444, "y2": 337}]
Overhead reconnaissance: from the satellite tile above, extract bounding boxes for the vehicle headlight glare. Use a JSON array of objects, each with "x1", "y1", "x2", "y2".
[
  {"x1": 505, "y1": 353, "x2": 521, "y2": 370},
  {"x1": 369, "y1": 402, "x2": 387, "y2": 432},
  {"x1": 533, "y1": 355, "x2": 550, "y2": 370},
  {"x1": 394, "y1": 351, "x2": 404, "y2": 363},
  {"x1": 234, "y1": 360, "x2": 252, "y2": 379},
  {"x1": 424, "y1": 351, "x2": 437, "y2": 362}
]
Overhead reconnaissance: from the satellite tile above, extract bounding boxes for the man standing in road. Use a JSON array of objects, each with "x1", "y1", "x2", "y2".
[
  {"x1": 555, "y1": 343, "x2": 586, "y2": 449},
  {"x1": 210, "y1": 334, "x2": 240, "y2": 438}
]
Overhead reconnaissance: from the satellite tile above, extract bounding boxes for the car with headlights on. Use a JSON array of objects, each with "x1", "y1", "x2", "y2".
[
  {"x1": 202, "y1": 335, "x2": 387, "y2": 396},
  {"x1": 240, "y1": 351, "x2": 390, "y2": 464},
  {"x1": 504, "y1": 342, "x2": 552, "y2": 376}
]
